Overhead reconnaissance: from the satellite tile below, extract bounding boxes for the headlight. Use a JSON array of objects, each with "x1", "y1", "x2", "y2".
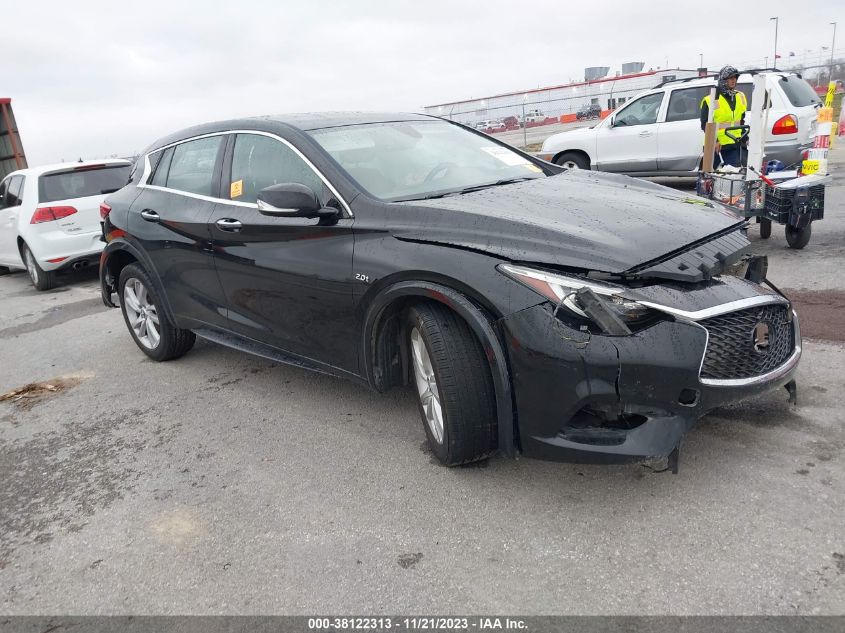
[{"x1": 497, "y1": 264, "x2": 659, "y2": 334}]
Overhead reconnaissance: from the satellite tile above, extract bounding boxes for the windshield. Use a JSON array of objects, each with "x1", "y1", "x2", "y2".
[{"x1": 309, "y1": 120, "x2": 546, "y2": 201}]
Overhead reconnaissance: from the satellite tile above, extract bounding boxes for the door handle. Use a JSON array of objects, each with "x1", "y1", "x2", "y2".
[
  {"x1": 140, "y1": 209, "x2": 160, "y2": 222},
  {"x1": 216, "y1": 218, "x2": 243, "y2": 232},
  {"x1": 638, "y1": 131, "x2": 653, "y2": 137}
]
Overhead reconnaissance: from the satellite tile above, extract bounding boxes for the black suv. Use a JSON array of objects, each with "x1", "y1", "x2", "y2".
[
  {"x1": 576, "y1": 103, "x2": 602, "y2": 120},
  {"x1": 100, "y1": 113, "x2": 800, "y2": 468}
]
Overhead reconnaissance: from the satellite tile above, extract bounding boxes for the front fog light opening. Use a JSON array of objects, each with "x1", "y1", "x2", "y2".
[{"x1": 678, "y1": 388, "x2": 700, "y2": 407}]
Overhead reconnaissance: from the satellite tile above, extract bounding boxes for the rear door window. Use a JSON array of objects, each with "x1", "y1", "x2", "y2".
[
  {"x1": 779, "y1": 76, "x2": 821, "y2": 107},
  {"x1": 165, "y1": 136, "x2": 223, "y2": 196},
  {"x1": 665, "y1": 86, "x2": 712, "y2": 122},
  {"x1": 39, "y1": 165, "x2": 130, "y2": 203},
  {"x1": 0, "y1": 179, "x2": 7, "y2": 209}
]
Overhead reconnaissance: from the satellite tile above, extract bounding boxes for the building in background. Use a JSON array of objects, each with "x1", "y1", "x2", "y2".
[
  {"x1": 424, "y1": 68, "x2": 699, "y2": 127},
  {"x1": 1, "y1": 99, "x2": 27, "y2": 179}
]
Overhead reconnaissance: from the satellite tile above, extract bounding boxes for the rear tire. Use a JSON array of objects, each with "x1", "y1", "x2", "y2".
[
  {"x1": 118, "y1": 263, "x2": 195, "y2": 361},
  {"x1": 554, "y1": 152, "x2": 590, "y2": 170},
  {"x1": 22, "y1": 243, "x2": 56, "y2": 291},
  {"x1": 785, "y1": 223, "x2": 812, "y2": 249},
  {"x1": 759, "y1": 218, "x2": 772, "y2": 239},
  {"x1": 0, "y1": 266, "x2": 11, "y2": 276},
  {"x1": 406, "y1": 303, "x2": 497, "y2": 466}
]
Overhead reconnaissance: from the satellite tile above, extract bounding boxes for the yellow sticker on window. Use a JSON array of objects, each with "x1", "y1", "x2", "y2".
[{"x1": 230, "y1": 180, "x2": 243, "y2": 199}]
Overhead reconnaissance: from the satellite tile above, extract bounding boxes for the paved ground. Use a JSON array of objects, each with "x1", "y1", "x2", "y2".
[{"x1": 1, "y1": 149, "x2": 844, "y2": 615}]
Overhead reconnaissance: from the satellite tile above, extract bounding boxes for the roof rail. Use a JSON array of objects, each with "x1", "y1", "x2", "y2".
[{"x1": 656, "y1": 74, "x2": 717, "y2": 88}]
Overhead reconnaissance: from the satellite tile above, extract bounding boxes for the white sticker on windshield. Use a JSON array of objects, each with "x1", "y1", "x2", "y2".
[{"x1": 481, "y1": 146, "x2": 531, "y2": 166}]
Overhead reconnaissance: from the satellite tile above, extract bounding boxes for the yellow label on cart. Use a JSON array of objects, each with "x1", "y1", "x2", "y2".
[
  {"x1": 802, "y1": 159, "x2": 820, "y2": 174},
  {"x1": 230, "y1": 180, "x2": 243, "y2": 199},
  {"x1": 818, "y1": 107, "x2": 833, "y2": 123}
]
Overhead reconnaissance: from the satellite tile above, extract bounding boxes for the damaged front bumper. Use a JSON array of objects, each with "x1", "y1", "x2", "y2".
[{"x1": 500, "y1": 288, "x2": 801, "y2": 465}]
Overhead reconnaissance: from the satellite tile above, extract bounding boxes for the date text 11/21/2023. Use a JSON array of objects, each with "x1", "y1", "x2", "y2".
[{"x1": 307, "y1": 617, "x2": 528, "y2": 630}]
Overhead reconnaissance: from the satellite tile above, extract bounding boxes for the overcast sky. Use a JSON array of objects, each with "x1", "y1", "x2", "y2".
[{"x1": 4, "y1": 0, "x2": 842, "y2": 165}]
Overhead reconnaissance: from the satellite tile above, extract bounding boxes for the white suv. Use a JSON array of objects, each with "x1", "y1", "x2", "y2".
[
  {"x1": 0, "y1": 160, "x2": 132, "y2": 290},
  {"x1": 537, "y1": 71, "x2": 820, "y2": 174}
]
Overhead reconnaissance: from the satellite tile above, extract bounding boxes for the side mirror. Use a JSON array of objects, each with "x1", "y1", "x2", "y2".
[
  {"x1": 256, "y1": 183, "x2": 337, "y2": 218},
  {"x1": 609, "y1": 115, "x2": 616, "y2": 127}
]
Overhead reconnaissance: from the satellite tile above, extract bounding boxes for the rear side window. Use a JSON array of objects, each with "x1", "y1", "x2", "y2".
[
  {"x1": 666, "y1": 86, "x2": 711, "y2": 122},
  {"x1": 39, "y1": 165, "x2": 130, "y2": 203},
  {"x1": 165, "y1": 136, "x2": 223, "y2": 196},
  {"x1": 779, "y1": 76, "x2": 820, "y2": 107},
  {"x1": 0, "y1": 179, "x2": 7, "y2": 208},
  {"x1": 6, "y1": 175, "x2": 25, "y2": 206},
  {"x1": 229, "y1": 134, "x2": 323, "y2": 204},
  {"x1": 150, "y1": 147, "x2": 174, "y2": 187}
]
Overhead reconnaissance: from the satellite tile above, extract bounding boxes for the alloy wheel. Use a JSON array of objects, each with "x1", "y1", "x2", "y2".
[
  {"x1": 24, "y1": 248, "x2": 38, "y2": 285},
  {"x1": 123, "y1": 277, "x2": 161, "y2": 349},
  {"x1": 410, "y1": 327, "x2": 444, "y2": 444}
]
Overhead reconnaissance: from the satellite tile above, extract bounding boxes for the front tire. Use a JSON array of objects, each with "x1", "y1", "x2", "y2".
[
  {"x1": 554, "y1": 152, "x2": 590, "y2": 170},
  {"x1": 759, "y1": 218, "x2": 772, "y2": 239},
  {"x1": 22, "y1": 243, "x2": 56, "y2": 291},
  {"x1": 406, "y1": 303, "x2": 497, "y2": 466},
  {"x1": 118, "y1": 263, "x2": 195, "y2": 361},
  {"x1": 785, "y1": 223, "x2": 812, "y2": 249}
]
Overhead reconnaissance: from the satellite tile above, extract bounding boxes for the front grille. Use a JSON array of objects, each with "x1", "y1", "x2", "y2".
[{"x1": 700, "y1": 303, "x2": 794, "y2": 381}]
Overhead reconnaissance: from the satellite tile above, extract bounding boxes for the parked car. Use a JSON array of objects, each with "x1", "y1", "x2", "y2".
[
  {"x1": 0, "y1": 160, "x2": 132, "y2": 289},
  {"x1": 576, "y1": 103, "x2": 602, "y2": 120},
  {"x1": 537, "y1": 71, "x2": 820, "y2": 173},
  {"x1": 522, "y1": 109, "x2": 547, "y2": 124},
  {"x1": 502, "y1": 116, "x2": 521, "y2": 130},
  {"x1": 100, "y1": 113, "x2": 800, "y2": 467}
]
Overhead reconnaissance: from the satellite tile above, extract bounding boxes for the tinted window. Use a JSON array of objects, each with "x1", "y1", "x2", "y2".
[
  {"x1": 666, "y1": 86, "x2": 711, "y2": 122},
  {"x1": 779, "y1": 76, "x2": 820, "y2": 107},
  {"x1": 7, "y1": 176, "x2": 25, "y2": 206},
  {"x1": 150, "y1": 147, "x2": 174, "y2": 187},
  {"x1": 229, "y1": 134, "x2": 323, "y2": 204},
  {"x1": 615, "y1": 92, "x2": 664, "y2": 126},
  {"x1": 39, "y1": 166, "x2": 129, "y2": 203},
  {"x1": 0, "y1": 178, "x2": 8, "y2": 209},
  {"x1": 166, "y1": 136, "x2": 222, "y2": 196}
]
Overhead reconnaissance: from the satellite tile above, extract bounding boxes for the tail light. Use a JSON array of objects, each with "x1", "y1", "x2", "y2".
[
  {"x1": 99, "y1": 202, "x2": 112, "y2": 220},
  {"x1": 31, "y1": 206, "x2": 78, "y2": 224},
  {"x1": 772, "y1": 115, "x2": 798, "y2": 135}
]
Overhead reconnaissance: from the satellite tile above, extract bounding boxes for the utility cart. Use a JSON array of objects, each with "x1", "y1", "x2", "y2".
[{"x1": 696, "y1": 72, "x2": 829, "y2": 249}]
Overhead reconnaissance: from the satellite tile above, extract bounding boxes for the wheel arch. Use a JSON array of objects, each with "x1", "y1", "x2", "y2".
[
  {"x1": 553, "y1": 149, "x2": 592, "y2": 169},
  {"x1": 99, "y1": 240, "x2": 178, "y2": 326},
  {"x1": 364, "y1": 281, "x2": 517, "y2": 457}
]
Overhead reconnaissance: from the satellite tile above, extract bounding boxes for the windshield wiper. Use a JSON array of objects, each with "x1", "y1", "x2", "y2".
[
  {"x1": 455, "y1": 177, "x2": 539, "y2": 195},
  {"x1": 394, "y1": 177, "x2": 540, "y2": 202}
]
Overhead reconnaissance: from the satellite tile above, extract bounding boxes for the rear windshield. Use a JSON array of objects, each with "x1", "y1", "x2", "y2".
[
  {"x1": 779, "y1": 76, "x2": 820, "y2": 107},
  {"x1": 38, "y1": 164, "x2": 131, "y2": 203}
]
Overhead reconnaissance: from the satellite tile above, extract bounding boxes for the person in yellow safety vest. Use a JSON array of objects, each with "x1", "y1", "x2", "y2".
[{"x1": 699, "y1": 65, "x2": 748, "y2": 168}]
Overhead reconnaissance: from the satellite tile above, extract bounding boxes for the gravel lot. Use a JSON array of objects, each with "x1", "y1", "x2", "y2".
[{"x1": 1, "y1": 147, "x2": 843, "y2": 615}]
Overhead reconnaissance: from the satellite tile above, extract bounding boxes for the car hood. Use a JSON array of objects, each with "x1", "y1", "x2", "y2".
[{"x1": 394, "y1": 170, "x2": 747, "y2": 280}]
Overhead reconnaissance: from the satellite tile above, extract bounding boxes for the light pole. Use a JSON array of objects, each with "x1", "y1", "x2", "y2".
[
  {"x1": 699, "y1": 53, "x2": 703, "y2": 68},
  {"x1": 831, "y1": 22, "x2": 838, "y2": 83},
  {"x1": 522, "y1": 94, "x2": 528, "y2": 148},
  {"x1": 770, "y1": 16, "x2": 779, "y2": 68}
]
